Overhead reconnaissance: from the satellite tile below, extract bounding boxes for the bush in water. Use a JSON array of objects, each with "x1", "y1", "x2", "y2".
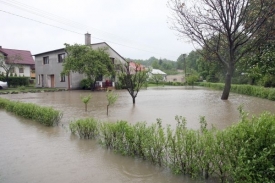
[
  {"x1": 0, "y1": 97, "x2": 10, "y2": 108},
  {"x1": 69, "y1": 110, "x2": 275, "y2": 183},
  {"x1": 0, "y1": 98, "x2": 62, "y2": 126},
  {"x1": 69, "y1": 118, "x2": 98, "y2": 139}
]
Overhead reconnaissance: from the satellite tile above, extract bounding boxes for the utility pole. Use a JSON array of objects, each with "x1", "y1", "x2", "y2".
[{"x1": 182, "y1": 54, "x2": 187, "y2": 78}]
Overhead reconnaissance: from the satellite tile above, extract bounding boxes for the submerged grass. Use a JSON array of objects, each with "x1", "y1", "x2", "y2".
[
  {"x1": 69, "y1": 110, "x2": 275, "y2": 183},
  {"x1": 0, "y1": 97, "x2": 62, "y2": 126}
]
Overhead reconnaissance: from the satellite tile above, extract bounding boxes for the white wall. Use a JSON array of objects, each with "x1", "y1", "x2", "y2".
[{"x1": 0, "y1": 63, "x2": 31, "y2": 77}]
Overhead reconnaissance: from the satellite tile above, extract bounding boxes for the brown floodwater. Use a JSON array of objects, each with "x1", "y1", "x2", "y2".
[{"x1": 0, "y1": 86, "x2": 274, "y2": 183}]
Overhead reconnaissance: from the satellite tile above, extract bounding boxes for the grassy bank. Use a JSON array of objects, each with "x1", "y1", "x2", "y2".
[
  {"x1": 199, "y1": 82, "x2": 275, "y2": 101},
  {"x1": 69, "y1": 110, "x2": 275, "y2": 183},
  {"x1": 0, "y1": 86, "x2": 67, "y2": 94},
  {"x1": 0, "y1": 98, "x2": 63, "y2": 126}
]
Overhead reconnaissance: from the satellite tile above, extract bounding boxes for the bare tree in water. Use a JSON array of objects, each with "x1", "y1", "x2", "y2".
[{"x1": 168, "y1": 0, "x2": 275, "y2": 100}]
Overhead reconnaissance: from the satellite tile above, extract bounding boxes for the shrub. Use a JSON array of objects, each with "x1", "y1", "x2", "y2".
[
  {"x1": 0, "y1": 98, "x2": 10, "y2": 108},
  {"x1": 199, "y1": 82, "x2": 275, "y2": 101},
  {"x1": 80, "y1": 79, "x2": 93, "y2": 90},
  {"x1": 69, "y1": 118, "x2": 98, "y2": 139},
  {"x1": 69, "y1": 110, "x2": 275, "y2": 183},
  {"x1": 268, "y1": 89, "x2": 275, "y2": 101},
  {"x1": 1, "y1": 98, "x2": 62, "y2": 126},
  {"x1": 5, "y1": 77, "x2": 29, "y2": 87}
]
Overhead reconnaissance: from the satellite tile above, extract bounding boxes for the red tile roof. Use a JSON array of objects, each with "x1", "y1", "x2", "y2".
[
  {"x1": 0, "y1": 47, "x2": 35, "y2": 65},
  {"x1": 129, "y1": 61, "x2": 145, "y2": 71}
]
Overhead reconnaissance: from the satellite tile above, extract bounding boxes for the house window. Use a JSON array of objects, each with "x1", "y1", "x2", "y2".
[
  {"x1": 19, "y1": 67, "x2": 24, "y2": 73},
  {"x1": 60, "y1": 73, "x2": 65, "y2": 82},
  {"x1": 58, "y1": 53, "x2": 65, "y2": 63},
  {"x1": 110, "y1": 57, "x2": 115, "y2": 64},
  {"x1": 38, "y1": 75, "x2": 40, "y2": 85},
  {"x1": 43, "y1": 56, "x2": 49, "y2": 64}
]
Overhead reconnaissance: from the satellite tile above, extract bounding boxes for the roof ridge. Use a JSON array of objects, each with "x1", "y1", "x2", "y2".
[{"x1": 1, "y1": 48, "x2": 31, "y2": 52}]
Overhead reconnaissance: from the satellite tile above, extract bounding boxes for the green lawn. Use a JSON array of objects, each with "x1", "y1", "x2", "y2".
[{"x1": 0, "y1": 86, "x2": 66, "y2": 94}]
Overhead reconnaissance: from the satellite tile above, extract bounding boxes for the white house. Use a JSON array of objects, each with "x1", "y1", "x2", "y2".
[
  {"x1": 0, "y1": 46, "x2": 35, "y2": 78},
  {"x1": 149, "y1": 69, "x2": 167, "y2": 81}
]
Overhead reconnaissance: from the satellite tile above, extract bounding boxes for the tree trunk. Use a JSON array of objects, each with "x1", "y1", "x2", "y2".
[
  {"x1": 132, "y1": 97, "x2": 136, "y2": 104},
  {"x1": 91, "y1": 80, "x2": 96, "y2": 91},
  {"x1": 221, "y1": 66, "x2": 234, "y2": 100}
]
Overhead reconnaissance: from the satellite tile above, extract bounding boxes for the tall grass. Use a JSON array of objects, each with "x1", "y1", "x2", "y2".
[
  {"x1": 69, "y1": 111, "x2": 275, "y2": 182},
  {"x1": 0, "y1": 97, "x2": 62, "y2": 126},
  {"x1": 199, "y1": 82, "x2": 275, "y2": 100},
  {"x1": 69, "y1": 118, "x2": 98, "y2": 138}
]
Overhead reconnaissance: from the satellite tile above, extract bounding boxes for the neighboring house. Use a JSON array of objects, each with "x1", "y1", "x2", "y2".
[
  {"x1": 34, "y1": 33, "x2": 127, "y2": 89},
  {"x1": 149, "y1": 69, "x2": 167, "y2": 81},
  {"x1": 0, "y1": 46, "x2": 35, "y2": 78},
  {"x1": 128, "y1": 61, "x2": 146, "y2": 74},
  {"x1": 166, "y1": 74, "x2": 185, "y2": 83}
]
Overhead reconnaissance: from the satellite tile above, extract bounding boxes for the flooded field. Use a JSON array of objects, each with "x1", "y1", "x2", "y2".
[{"x1": 1, "y1": 86, "x2": 274, "y2": 183}]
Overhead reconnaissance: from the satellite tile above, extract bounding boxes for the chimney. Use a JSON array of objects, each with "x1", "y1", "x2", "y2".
[{"x1": 85, "y1": 33, "x2": 91, "y2": 45}]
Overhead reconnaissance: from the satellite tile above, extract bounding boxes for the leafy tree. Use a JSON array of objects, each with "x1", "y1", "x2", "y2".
[
  {"x1": 152, "y1": 60, "x2": 160, "y2": 69},
  {"x1": 176, "y1": 54, "x2": 186, "y2": 71},
  {"x1": 0, "y1": 54, "x2": 21, "y2": 80},
  {"x1": 186, "y1": 74, "x2": 199, "y2": 87},
  {"x1": 62, "y1": 44, "x2": 114, "y2": 89},
  {"x1": 118, "y1": 62, "x2": 148, "y2": 104},
  {"x1": 168, "y1": 0, "x2": 275, "y2": 100},
  {"x1": 237, "y1": 40, "x2": 275, "y2": 86},
  {"x1": 185, "y1": 50, "x2": 200, "y2": 72},
  {"x1": 150, "y1": 74, "x2": 164, "y2": 85}
]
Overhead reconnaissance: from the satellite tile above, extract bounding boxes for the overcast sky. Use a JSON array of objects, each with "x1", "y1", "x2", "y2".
[{"x1": 1, "y1": 0, "x2": 194, "y2": 61}]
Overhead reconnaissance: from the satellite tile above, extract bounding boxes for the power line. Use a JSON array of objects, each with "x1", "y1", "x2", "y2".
[
  {"x1": 0, "y1": 9, "x2": 83, "y2": 35},
  {"x1": 0, "y1": 0, "x2": 179, "y2": 58},
  {"x1": 0, "y1": 9, "x2": 175, "y2": 58}
]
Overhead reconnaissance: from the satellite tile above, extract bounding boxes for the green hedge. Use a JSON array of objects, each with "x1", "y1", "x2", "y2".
[
  {"x1": 69, "y1": 111, "x2": 275, "y2": 183},
  {"x1": 0, "y1": 97, "x2": 62, "y2": 126},
  {"x1": 199, "y1": 82, "x2": 275, "y2": 101},
  {"x1": 0, "y1": 76, "x2": 30, "y2": 87}
]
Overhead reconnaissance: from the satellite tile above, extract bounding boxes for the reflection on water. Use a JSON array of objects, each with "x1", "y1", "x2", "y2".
[{"x1": 0, "y1": 86, "x2": 274, "y2": 183}]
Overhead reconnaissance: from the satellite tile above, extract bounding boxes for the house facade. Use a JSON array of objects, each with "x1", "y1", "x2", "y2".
[
  {"x1": 34, "y1": 33, "x2": 127, "y2": 89},
  {"x1": 0, "y1": 46, "x2": 35, "y2": 78}
]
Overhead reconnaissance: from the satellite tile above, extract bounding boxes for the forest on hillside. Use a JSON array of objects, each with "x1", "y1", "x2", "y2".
[{"x1": 127, "y1": 42, "x2": 275, "y2": 87}]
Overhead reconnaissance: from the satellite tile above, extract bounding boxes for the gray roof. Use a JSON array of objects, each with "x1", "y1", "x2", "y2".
[{"x1": 151, "y1": 69, "x2": 166, "y2": 75}]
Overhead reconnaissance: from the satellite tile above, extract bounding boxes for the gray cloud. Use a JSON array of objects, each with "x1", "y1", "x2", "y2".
[{"x1": 1, "y1": 0, "x2": 194, "y2": 61}]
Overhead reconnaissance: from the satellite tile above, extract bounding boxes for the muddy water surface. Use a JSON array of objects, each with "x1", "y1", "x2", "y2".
[{"x1": 1, "y1": 86, "x2": 274, "y2": 183}]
